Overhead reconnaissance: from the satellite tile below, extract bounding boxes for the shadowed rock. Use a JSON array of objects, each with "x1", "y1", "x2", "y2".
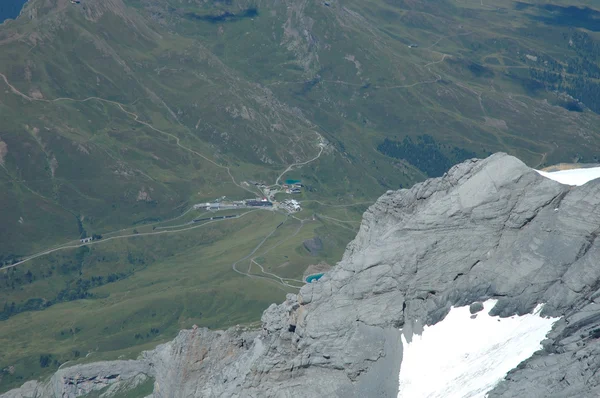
[
  {"x1": 303, "y1": 236, "x2": 323, "y2": 256},
  {"x1": 470, "y1": 302, "x2": 484, "y2": 314},
  {"x1": 6, "y1": 153, "x2": 600, "y2": 397}
]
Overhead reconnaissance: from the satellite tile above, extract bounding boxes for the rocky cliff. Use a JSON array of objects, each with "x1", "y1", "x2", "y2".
[{"x1": 5, "y1": 153, "x2": 600, "y2": 397}]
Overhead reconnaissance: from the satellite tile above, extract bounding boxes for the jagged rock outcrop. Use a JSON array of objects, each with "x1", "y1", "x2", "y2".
[
  {"x1": 1, "y1": 361, "x2": 151, "y2": 398},
  {"x1": 6, "y1": 153, "x2": 600, "y2": 397}
]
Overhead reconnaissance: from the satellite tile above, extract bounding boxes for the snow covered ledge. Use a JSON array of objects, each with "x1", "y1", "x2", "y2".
[
  {"x1": 398, "y1": 300, "x2": 560, "y2": 398},
  {"x1": 536, "y1": 166, "x2": 600, "y2": 186}
]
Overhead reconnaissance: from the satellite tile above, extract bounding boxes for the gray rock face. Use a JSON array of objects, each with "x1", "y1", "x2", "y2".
[
  {"x1": 1, "y1": 361, "x2": 151, "y2": 398},
  {"x1": 469, "y1": 302, "x2": 484, "y2": 314},
  {"x1": 5, "y1": 153, "x2": 600, "y2": 397}
]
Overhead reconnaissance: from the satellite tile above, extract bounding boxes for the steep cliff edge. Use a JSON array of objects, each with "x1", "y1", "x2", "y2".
[{"x1": 6, "y1": 153, "x2": 600, "y2": 397}]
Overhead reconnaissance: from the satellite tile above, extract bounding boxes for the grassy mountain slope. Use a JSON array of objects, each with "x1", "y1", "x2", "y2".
[
  {"x1": 186, "y1": 0, "x2": 600, "y2": 166},
  {"x1": 2, "y1": 0, "x2": 600, "y2": 391}
]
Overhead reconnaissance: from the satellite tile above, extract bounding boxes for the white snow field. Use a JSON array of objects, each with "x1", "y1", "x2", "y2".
[
  {"x1": 536, "y1": 167, "x2": 600, "y2": 186},
  {"x1": 398, "y1": 300, "x2": 560, "y2": 398}
]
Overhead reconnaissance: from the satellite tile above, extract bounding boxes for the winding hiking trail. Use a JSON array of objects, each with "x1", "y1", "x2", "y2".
[
  {"x1": 248, "y1": 218, "x2": 307, "y2": 289},
  {"x1": 0, "y1": 204, "x2": 198, "y2": 271},
  {"x1": 316, "y1": 214, "x2": 359, "y2": 233},
  {"x1": 267, "y1": 31, "x2": 472, "y2": 92},
  {"x1": 0, "y1": 72, "x2": 332, "y2": 289},
  {"x1": 0, "y1": 72, "x2": 258, "y2": 197},
  {"x1": 231, "y1": 218, "x2": 289, "y2": 286},
  {"x1": 2, "y1": 72, "x2": 329, "y2": 198},
  {"x1": 2, "y1": 72, "x2": 356, "y2": 289},
  {"x1": 424, "y1": 53, "x2": 449, "y2": 68},
  {"x1": 250, "y1": 259, "x2": 304, "y2": 289},
  {"x1": 274, "y1": 144, "x2": 324, "y2": 187},
  {"x1": 302, "y1": 200, "x2": 373, "y2": 208}
]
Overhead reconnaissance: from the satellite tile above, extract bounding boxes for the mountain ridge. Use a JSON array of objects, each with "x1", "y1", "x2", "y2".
[
  {"x1": 4, "y1": 0, "x2": 600, "y2": 390},
  {"x1": 6, "y1": 153, "x2": 600, "y2": 397}
]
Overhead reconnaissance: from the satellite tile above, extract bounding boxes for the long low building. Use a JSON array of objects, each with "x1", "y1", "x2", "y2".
[{"x1": 246, "y1": 200, "x2": 273, "y2": 207}]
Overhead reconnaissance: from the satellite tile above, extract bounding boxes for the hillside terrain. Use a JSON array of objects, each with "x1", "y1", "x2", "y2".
[
  {"x1": 6, "y1": 153, "x2": 600, "y2": 398},
  {"x1": 2, "y1": 0, "x2": 600, "y2": 391}
]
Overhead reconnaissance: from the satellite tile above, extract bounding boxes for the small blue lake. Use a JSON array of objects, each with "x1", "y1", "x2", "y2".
[
  {"x1": 0, "y1": 0, "x2": 27, "y2": 24},
  {"x1": 285, "y1": 179, "x2": 301, "y2": 185},
  {"x1": 305, "y1": 273, "x2": 324, "y2": 283}
]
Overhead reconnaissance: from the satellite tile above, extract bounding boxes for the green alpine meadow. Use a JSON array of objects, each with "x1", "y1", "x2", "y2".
[{"x1": 1, "y1": 0, "x2": 600, "y2": 391}]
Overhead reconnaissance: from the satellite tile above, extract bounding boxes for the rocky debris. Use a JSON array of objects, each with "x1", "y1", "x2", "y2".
[
  {"x1": 29, "y1": 89, "x2": 44, "y2": 100},
  {"x1": 49, "y1": 155, "x2": 58, "y2": 178},
  {"x1": 53, "y1": 362, "x2": 149, "y2": 397},
  {"x1": 74, "y1": 142, "x2": 90, "y2": 155},
  {"x1": 6, "y1": 153, "x2": 600, "y2": 397},
  {"x1": 281, "y1": 0, "x2": 320, "y2": 75},
  {"x1": 303, "y1": 236, "x2": 323, "y2": 256},
  {"x1": 94, "y1": 373, "x2": 150, "y2": 397},
  {"x1": 302, "y1": 262, "x2": 331, "y2": 279},
  {"x1": 542, "y1": 162, "x2": 600, "y2": 172},
  {"x1": 0, "y1": 139, "x2": 7, "y2": 166},
  {"x1": 470, "y1": 302, "x2": 484, "y2": 314},
  {"x1": 137, "y1": 187, "x2": 153, "y2": 202},
  {"x1": 2, "y1": 361, "x2": 150, "y2": 398},
  {"x1": 1, "y1": 381, "x2": 40, "y2": 398},
  {"x1": 484, "y1": 116, "x2": 508, "y2": 130}
]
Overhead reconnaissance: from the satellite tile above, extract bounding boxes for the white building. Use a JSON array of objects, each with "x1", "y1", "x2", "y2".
[{"x1": 289, "y1": 199, "x2": 301, "y2": 211}]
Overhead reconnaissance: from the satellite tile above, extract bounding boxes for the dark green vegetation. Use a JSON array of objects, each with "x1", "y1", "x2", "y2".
[
  {"x1": 185, "y1": 7, "x2": 259, "y2": 23},
  {"x1": 378, "y1": 135, "x2": 477, "y2": 177},
  {"x1": 2, "y1": 0, "x2": 600, "y2": 391},
  {"x1": 532, "y1": 4, "x2": 600, "y2": 32},
  {"x1": 0, "y1": 208, "x2": 361, "y2": 389}
]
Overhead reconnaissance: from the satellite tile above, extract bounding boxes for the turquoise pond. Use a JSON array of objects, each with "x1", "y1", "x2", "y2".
[
  {"x1": 305, "y1": 273, "x2": 324, "y2": 283},
  {"x1": 285, "y1": 179, "x2": 301, "y2": 185}
]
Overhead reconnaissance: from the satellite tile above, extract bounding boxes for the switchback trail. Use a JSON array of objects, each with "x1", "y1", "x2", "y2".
[
  {"x1": 250, "y1": 259, "x2": 304, "y2": 289},
  {"x1": 248, "y1": 218, "x2": 307, "y2": 288}
]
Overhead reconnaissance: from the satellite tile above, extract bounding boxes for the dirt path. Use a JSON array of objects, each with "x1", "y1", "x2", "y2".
[
  {"x1": 316, "y1": 214, "x2": 359, "y2": 233},
  {"x1": 302, "y1": 200, "x2": 373, "y2": 208},
  {"x1": 317, "y1": 214, "x2": 361, "y2": 224},
  {"x1": 230, "y1": 217, "x2": 301, "y2": 289},
  {"x1": 424, "y1": 53, "x2": 449, "y2": 68},
  {"x1": 270, "y1": 32, "x2": 470, "y2": 92},
  {"x1": 0, "y1": 72, "x2": 259, "y2": 197},
  {"x1": 0, "y1": 210, "x2": 256, "y2": 271},
  {"x1": 425, "y1": 31, "x2": 474, "y2": 50},
  {"x1": 1, "y1": 74, "x2": 328, "y2": 288},
  {"x1": 247, "y1": 219, "x2": 307, "y2": 288},
  {"x1": 250, "y1": 259, "x2": 304, "y2": 288},
  {"x1": 275, "y1": 145, "x2": 324, "y2": 187}
]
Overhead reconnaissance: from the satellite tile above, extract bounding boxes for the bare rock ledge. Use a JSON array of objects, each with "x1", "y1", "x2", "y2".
[{"x1": 6, "y1": 153, "x2": 600, "y2": 397}]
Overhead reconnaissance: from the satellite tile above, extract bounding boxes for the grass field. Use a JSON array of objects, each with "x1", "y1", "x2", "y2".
[
  {"x1": 0, "y1": 206, "x2": 362, "y2": 390},
  {"x1": 2, "y1": 0, "x2": 600, "y2": 391}
]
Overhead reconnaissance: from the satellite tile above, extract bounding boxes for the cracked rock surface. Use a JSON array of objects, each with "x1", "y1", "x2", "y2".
[{"x1": 5, "y1": 153, "x2": 600, "y2": 397}]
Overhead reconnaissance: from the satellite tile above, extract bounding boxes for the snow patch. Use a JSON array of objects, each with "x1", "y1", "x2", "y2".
[
  {"x1": 536, "y1": 167, "x2": 600, "y2": 186},
  {"x1": 398, "y1": 299, "x2": 559, "y2": 398}
]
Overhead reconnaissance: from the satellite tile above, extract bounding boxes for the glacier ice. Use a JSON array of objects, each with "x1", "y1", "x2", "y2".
[
  {"x1": 398, "y1": 299, "x2": 559, "y2": 398},
  {"x1": 536, "y1": 167, "x2": 600, "y2": 186}
]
